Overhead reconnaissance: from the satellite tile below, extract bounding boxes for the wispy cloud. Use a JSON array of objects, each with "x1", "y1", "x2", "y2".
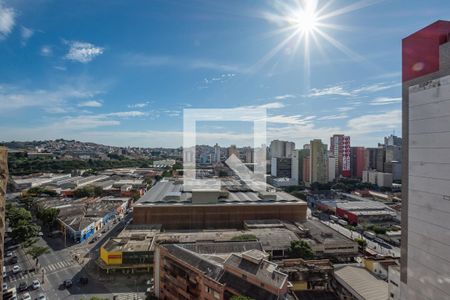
[
  {"x1": 124, "y1": 53, "x2": 244, "y2": 73},
  {"x1": 128, "y1": 101, "x2": 150, "y2": 108},
  {"x1": 307, "y1": 82, "x2": 400, "y2": 98},
  {"x1": 20, "y1": 26, "x2": 33, "y2": 45},
  {"x1": 65, "y1": 41, "x2": 104, "y2": 63},
  {"x1": 347, "y1": 110, "x2": 401, "y2": 134},
  {"x1": 274, "y1": 94, "x2": 295, "y2": 100},
  {"x1": 0, "y1": 1, "x2": 15, "y2": 40},
  {"x1": 40, "y1": 45, "x2": 52, "y2": 57},
  {"x1": 78, "y1": 100, "x2": 103, "y2": 108},
  {"x1": 317, "y1": 114, "x2": 349, "y2": 120},
  {"x1": 369, "y1": 97, "x2": 401, "y2": 106},
  {"x1": 266, "y1": 114, "x2": 315, "y2": 125},
  {"x1": 106, "y1": 111, "x2": 147, "y2": 118},
  {"x1": 0, "y1": 84, "x2": 102, "y2": 113}
]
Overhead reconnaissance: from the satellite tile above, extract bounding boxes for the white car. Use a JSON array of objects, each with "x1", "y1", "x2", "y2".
[
  {"x1": 22, "y1": 293, "x2": 31, "y2": 300},
  {"x1": 12, "y1": 265, "x2": 21, "y2": 274},
  {"x1": 6, "y1": 251, "x2": 13, "y2": 257},
  {"x1": 37, "y1": 294, "x2": 46, "y2": 300},
  {"x1": 31, "y1": 279, "x2": 40, "y2": 289}
]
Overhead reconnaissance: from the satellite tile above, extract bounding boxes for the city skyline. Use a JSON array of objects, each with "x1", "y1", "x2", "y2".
[{"x1": 0, "y1": 0, "x2": 445, "y2": 147}]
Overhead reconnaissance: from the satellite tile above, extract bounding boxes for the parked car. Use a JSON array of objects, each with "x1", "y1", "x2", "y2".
[
  {"x1": 21, "y1": 292, "x2": 31, "y2": 300},
  {"x1": 63, "y1": 280, "x2": 72, "y2": 288},
  {"x1": 31, "y1": 280, "x2": 40, "y2": 290},
  {"x1": 6, "y1": 252, "x2": 13, "y2": 257},
  {"x1": 37, "y1": 294, "x2": 47, "y2": 300},
  {"x1": 10, "y1": 256, "x2": 18, "y2": 264},
  {"x1": 12, "y1": 265, "x2": 21, "y2": 274},
  {"x1": 2, "y1": 282, "x2": 7, "y2": 290},
  {"x1": 18, "y1": 282, "x2": 27, "y2": 292}
]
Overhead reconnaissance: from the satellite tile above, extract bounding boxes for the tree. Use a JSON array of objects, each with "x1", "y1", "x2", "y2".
[
  {"x1": 37, "y1": 207, "x2": 60, "y2": 229},
  {"x1": 287, "y1": 240, "x2": 314, "y2": 259},
  {"x1": 6, "y1": 206, "x2": 32, "y2": 228},
  {"x1": 26, "y1": 245, "x2": 49, "y2": 267},
  {"x1": 18, "y1": 196, "x2": 35, "y2": 211},
  {"x1": 11, "y1": 219, "x2": 40, "y2": 243},
  {"x1": 354, "y1": 237, "x2": 367, "y2": 250},
  {"x1": 73, "y1": 185, "x2": 104, "y2": 198}
]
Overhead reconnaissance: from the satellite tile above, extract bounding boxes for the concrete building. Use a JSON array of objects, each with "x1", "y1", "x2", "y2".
[
  {"x1": 335, "y1": 199, "x2": 397, "y2": 225},
  {"x1": 227, "y1": 144, "x2": 239, "y2": 159},
  {"x1": 0, "y1": 147, "x2": 8, "y2": 294},
  {"x1": 133, "y1": 179, "x2": 307, "y2": 230},
  {"x1": 271, "y1": 157, "x2": 292, "y2": 178},
  {"x1": 351, "y1": 147, "x2": 365, "y2": 178},
  {"x1": 154, "y1": 245, "x2": 290, "y2": 300},
  {"x1": 384, "y1": 134, "x2": 402, "y2": 147},
  {"x1": 328, "y1": 156, "x2": 336, "y2": 182},
  {"x1": 362, "y1": 170, "x2": 393, "y2": 188},
  {"x1": 401, "y1": 20, "x2": 450, "y2": 299},
  {"x1": 332, "y1": 265, "x2": 388, "y2": 300},
  {"x1": 213, "y1": 143, "x2": 221, "y2": 163},
  {"x1": 269, "y1": 140, "x2": 295, "y2": 158},
  {"x1": 388, "y1": 265, "x2": 400, "y2": 300},
  {"x1": 330, "y1": 135, "x2": 351, "y2": 177},
  {"x1": 310, "y1": 140, "x2": 328, "y2": 184},
  {"x1": 291, "y1": 149, "x2": 310, "y2": 184}
]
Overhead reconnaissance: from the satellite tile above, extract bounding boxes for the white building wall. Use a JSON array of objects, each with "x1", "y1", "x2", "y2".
[
  {"x1": 402, "y1": 75, "x2": 450, "y2": 300},
  {"x1": 388, "y1": 266, "x2": 401, "y2": 300}
]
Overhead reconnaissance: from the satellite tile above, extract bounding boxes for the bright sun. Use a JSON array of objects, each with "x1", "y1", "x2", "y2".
[{"x1": 258, "y1": 0, "x2": 376, "y2": 86}]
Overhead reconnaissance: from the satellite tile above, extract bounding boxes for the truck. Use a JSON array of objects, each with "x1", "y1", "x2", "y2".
[{"x1": 338, "y1": 219, "x2": 348, "y2": 226}]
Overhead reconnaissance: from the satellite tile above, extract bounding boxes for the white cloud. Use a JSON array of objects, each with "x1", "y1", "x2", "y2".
[
  {"x1": 124, "y1": 53, "x2": 244, "y2": 73},
  {"x1": 308, "y1": 82, "x2": 400, "y2": 98},
  {"x1": 308, "y1": 85, "x2": 352, "y2": 97},
  {"x1": 41, "y1": 45, "x2": 53, "y2": 56},
  {"x1": 347, "y1": 110, "x2": 401, "y2": 134},
  {"x1": 57, "y1": 115, "x2": 120, "y2": 129},
  {"x1": 0, "y1": 2, "x2": 15, "y2": 39},
  {"x1": 369, "y1": 97, "x2": 401, "y2": 106},
  {"x1": 78, "y1": 100, "x2": 103, "y2": 108},
  {"x1": 106, "y1": 111, "x2": 147, "y2": 118},
  {"x1": 266, "y1": 114, "x2": 316, "y2": 125},
  {"x1": 318, "y1": 114, "x2": 349, "y2": 120},
  {"x1": 65, "y1": 41, "x2": 104, "y2": 63},
  {"x1": 20, "y1": 26, "x2": 33, "y2": 45},
  {"x1": 274, "y1": 94, "x2": 295, "y2": 100},
  {"x1": 0, "y1": 84, "x2": 102, "y2": 113},
  {"x1": 128, "y1": 101, "x2": 150, "y2": 108},
  {"x1": 337, "y1": 106, "x2": 354, "y2": 112}
]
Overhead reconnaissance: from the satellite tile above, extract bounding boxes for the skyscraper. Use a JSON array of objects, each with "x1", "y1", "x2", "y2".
[
  {"x1": 310, "y1": 139, "x2": 328, "y2": 184},
  {"x1": 213, "y1": 143, "x2": 221, "y2": 163},
  {"x1": 350, "y1": 147, "x2": 365, "y2": 178},
  {"x1": 330, "y1": 134, "x2": 351, "y2": 177},
  {"x1": 291, "y1": 149, "x2": 310, "y2": 184},
  {"x1": 269, "y1": 140, "x2": 295, "y2": 158},
  {"x1": 401, "y1": 20, "x2": 450, "y2": 299}
]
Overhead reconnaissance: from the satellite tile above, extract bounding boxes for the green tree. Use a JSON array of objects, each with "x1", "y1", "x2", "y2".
[
  {"x1": 18, "y1": 196, "x2": 35, "y2": 210},
  {"x1": 287, "y1": 240, "x2": 314, "y2": 259},
  {"x1": 37, "y1": 207, "x2": 60, "y2": 229},
  {"x1": 11, "y1": 219, "x2": 40, "y2": 243},
  {"x1": 26, "y1": 245, "x2": 49, "y2": 267},
  {"x1": 354, "y1": 237, "x2": 367, "y2": 250},
  {"x1": 6, "y1": 206, "x2": 32, "y2": 228}
]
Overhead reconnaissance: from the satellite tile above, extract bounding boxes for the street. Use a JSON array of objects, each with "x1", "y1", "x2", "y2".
[{"x1": 4, "y1": 212, "x2": 148, "y2": 300}]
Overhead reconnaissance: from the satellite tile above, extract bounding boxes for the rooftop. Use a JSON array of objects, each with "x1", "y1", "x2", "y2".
[
  {"x1": 136, "y1": 178, "x2": 304, "y2": 206},
  {"x1": 334, "y1": 265, "x2": 388, "y2": 300}
]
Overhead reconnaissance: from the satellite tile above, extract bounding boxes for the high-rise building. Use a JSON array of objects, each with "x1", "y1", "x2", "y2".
[
  {"x1": 269, "y1": 140, "x2": 295, "y2": 158},
  {"x1": 310, "y1": 139, "x2": 328, "y2": 184},
  {"x1": 384, "y1": 134, "x2": 402, "y2": 147},
  {"x1": 227, "y1": 144, "x2": 239, "y2": 158},
  {"x1": 0, "y1": 147, "x2": 8, "y2": 293},
  {"x1": 330, "y1": 134, "x2": 351, "y2": 177},
  {"x1": 364, "y1": 148, "x2": 379, "y2": 171},
  {"x1": 401, "y1": 20, "x2": 450, "y2": 299},
  {"x1": 303, "y1": 156, "x2": 310, "y2": 185},
  {"x1": 213, "y1": 143, "x2": 221, "y2": 163},
  {"x1": 350, "y1": 147, "x2": 365, "y2": 178},
  {"x1": 328, "y1": 156, "x2": 336, "y2": 182},
  {"x1": 291, "y1": 149, "x2": 310, "y2": 184}
]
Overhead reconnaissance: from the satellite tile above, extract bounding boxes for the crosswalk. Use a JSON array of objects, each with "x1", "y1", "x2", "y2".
[
  {"x1": 42, "y1": 260, "x2": 76, "y2": 273},
  {"x1": 5, "y1": 271, "x2": 34, "y2": 283}
]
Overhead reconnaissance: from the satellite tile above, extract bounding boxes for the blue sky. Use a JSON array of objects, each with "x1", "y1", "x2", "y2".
[{"x1": 0, "y1": 0, "x2": 448, "y2": 148}]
